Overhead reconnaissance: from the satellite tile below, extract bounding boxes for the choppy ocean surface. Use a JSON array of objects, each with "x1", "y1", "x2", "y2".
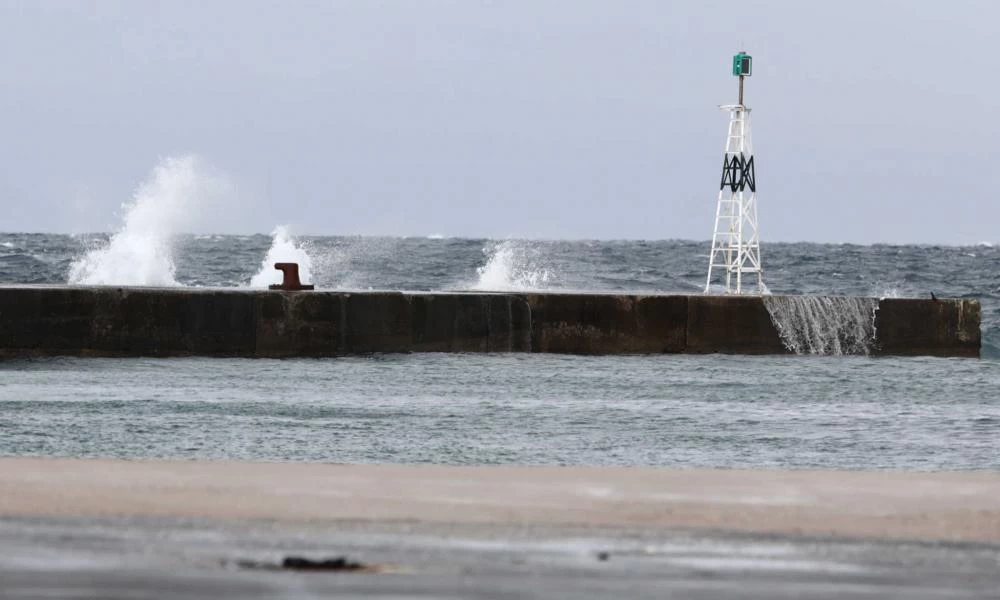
[{"x1": 1, "y1": 231, "x2": 998, "y2": 468}]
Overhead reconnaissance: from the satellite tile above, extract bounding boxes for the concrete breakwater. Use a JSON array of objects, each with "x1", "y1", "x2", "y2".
[{"x1": 0, "y1": 286, "x2": 980, "y2": 358}]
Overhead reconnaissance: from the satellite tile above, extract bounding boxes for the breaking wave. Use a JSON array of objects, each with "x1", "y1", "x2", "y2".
[
  {"x1": 471, "y1": 240, "x2": 552, "y2": 291},
  {"x1": 68, "y1": 156, "x2": 228, "y2": 286}
]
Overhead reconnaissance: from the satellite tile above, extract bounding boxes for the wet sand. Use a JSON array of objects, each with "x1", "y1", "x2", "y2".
[{"x1": 1, "y1": 458, "x2": 997, "y2": 543}]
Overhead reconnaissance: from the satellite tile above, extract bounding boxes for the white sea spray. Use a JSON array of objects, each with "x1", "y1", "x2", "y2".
[
  {"x1": 471, "y1": 240, "x2": 552, "y2": 291},
  {"x1": 68, "y1": 155, "x2": 229, "y2": 286}
]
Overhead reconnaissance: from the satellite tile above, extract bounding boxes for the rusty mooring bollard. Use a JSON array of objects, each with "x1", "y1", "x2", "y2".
[{"x1": 269, "y1": 262, "x2": 314, "y2": 291}]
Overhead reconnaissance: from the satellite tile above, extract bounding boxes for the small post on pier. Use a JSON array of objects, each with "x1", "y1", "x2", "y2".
[{"x1": 269, "y1": 262, "x2": 314, "y2": 291}]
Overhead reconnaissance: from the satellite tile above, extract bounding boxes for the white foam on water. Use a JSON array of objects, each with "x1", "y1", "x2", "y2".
[
  {"x1": 763, "y1": 296, "x2": 879, "y2": 356},
  {"x1": 248, "y1": 226, "x2": 314, "y2": 288},
  {"x1": 663, "y1": 556, "x2": 867, "y2": 574},
  {"x1": 471, "y1": 240, "x2": 552, "y2": 291},
  {"x1": 1, "y1": 242, "x2": 13, "y2": 249},
  {"x1": 67, "y1": 156, "x2": 228, "y2": 286}
]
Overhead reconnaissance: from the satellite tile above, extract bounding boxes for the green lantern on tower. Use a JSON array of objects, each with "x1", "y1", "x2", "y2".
[{"x1": 732, "y1": 52, "x2": 752, "y2": 77}]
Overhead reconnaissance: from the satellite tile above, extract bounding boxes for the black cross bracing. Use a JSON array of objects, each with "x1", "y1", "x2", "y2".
[{"x1": 719, "y1": 153, "x2": 756, "y2": 193}]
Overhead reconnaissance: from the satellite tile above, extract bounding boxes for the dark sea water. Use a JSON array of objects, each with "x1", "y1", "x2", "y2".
[{"x1": 0, "y1": 232, "x2": 998, "y2": 468}]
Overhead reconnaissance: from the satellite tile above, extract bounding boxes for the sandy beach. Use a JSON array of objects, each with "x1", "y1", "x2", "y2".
[{"x1": 1, "y1": 458, "x2": 997, "y2": 543}]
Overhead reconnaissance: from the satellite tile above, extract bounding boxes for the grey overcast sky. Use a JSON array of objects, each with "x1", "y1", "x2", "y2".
[{"x1": 0, "y1": 0, "x2": 996, "y2": 243}]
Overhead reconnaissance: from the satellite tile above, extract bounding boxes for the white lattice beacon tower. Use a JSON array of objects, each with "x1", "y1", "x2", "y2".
[{"x1": 704, "y1": 51, "x2": 764, "y2": 295}]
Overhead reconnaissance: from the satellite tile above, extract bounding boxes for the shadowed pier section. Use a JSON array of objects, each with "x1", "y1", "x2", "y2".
[{"x1": 0, "y1": 286, "x2": 980, "y2": 358}]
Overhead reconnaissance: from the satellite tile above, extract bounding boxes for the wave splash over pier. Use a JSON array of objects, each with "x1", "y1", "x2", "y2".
[
  {"x1": 763, "y1": 296, "x2": 879, "y2": 356},
  {"x1": 67, "y1": 155, "x2": 229, "y2": 287},
  {"x1": 471, "y1": 240, "x2": 552, "y2": 291}
]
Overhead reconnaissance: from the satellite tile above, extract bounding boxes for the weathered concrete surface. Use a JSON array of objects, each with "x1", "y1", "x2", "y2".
[
  {"x1": 524, "y1": 294, "x2": 687, "y2": 354},
  {"x1": 875, "y1": 298, "x2": 981, "y2": 357},
  {"x1": 343, "y1": 292, "x2": 412, "y2": 353},
  {"x1": 94, "y1": 288, "x2": 256, "y2": 356},
  {"x1": 687, "y1": 295, "x2": 787, "y2": 354},
  {"x1": 0, "y1": 287, "x2": 257, "y2": 356},
  {"x1": 255, "y1": 292, "x2": 340, "y2": 357},
  {"x1": 0, "y1": 458, "x2": 997, "y2": 543},
  {"x1": 0, "y1": 287, "x2": 97, "y2": 354},
  {"x1": 410, "y1": 294, "x2": 532, "y2": 352},
  {"x1": 0, "y1": 286, "x2": 981, "y2": 358}
]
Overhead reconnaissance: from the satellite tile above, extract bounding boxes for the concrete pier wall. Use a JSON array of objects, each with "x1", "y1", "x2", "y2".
[{"x1": 0, "y1": 286, "x2": 981, "y2": 358}]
